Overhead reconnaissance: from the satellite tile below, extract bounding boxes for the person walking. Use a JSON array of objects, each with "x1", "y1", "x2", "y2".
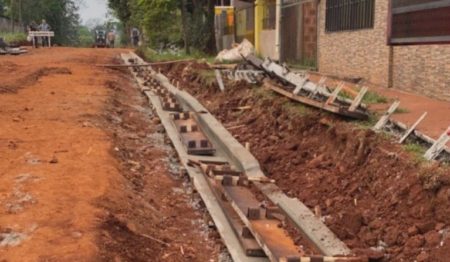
[{"x1": 39, "y1": 19, "x2": 51, "y2": 47}]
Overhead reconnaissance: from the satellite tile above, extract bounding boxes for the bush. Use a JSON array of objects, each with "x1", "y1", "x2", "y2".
[
  {"x1": 0, "y1": 32, "x2": 27, "y2": 44},
  {"x1": 136, "y1": 46, "x2": 214, "y2": 63}
]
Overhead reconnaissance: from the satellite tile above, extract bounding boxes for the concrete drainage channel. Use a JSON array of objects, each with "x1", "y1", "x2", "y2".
[{"x1": 121, "y1": 52, "x2": 365, "y2": 262}]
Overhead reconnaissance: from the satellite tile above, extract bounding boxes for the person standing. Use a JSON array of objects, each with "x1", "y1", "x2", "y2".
[
  {"x1": 107, "y1": 30, "x2": 116, "y2": 48},
  {"x1": 0, "y1": 37, "x2": 7, "y2": 51},
  {"x1": 39, "y1": 19, "x2": 51, "y2": 47},
  {"x1": 27, "y1": 21, "x2": 39, "y2": 48},
  {"x1": 131, "y1": 27, "x2": 140, "y2": 47}
]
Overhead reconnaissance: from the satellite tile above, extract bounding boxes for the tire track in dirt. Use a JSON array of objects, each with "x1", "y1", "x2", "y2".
[{"x1": 0, "y1": 48, "x2": 220, "y2": 261}]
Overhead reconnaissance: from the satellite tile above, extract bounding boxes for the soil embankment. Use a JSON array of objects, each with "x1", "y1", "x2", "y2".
[{"x1": 156, "y1": 61, "x2": 450, "y2": 262}]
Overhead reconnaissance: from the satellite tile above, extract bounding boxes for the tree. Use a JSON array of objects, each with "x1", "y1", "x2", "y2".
[
  {"x1": 5, "y1": 0, "x2": 81, "y2": 45},
  {"x1": 0, "y1": 0, "x2": 6, "y2": 16},
  {"x1": 108, "y1": 0, "x2": 131, "y2": 43},
  {"x1": 108, "y1": 0, "x2": 216, "y2": 53},
  {"x1": 187, "y1": 0, "x2": 216, "y2": 54},
  {"x1": 77, "y1": 25, "x2": 93, "y2": 47}
]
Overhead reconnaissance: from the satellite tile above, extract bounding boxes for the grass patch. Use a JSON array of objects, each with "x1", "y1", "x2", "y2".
[
  {"x1": 339, "y1": 90, "x2": 354, "y2": 100},
  {"x1": 136, "y1": 46, "x2": 215, "y2": 63},
  {"x1": 333, "y1": 89, "x2": 387, "y2": 105},
  {"x1": 403, "y1": 143, "x2": 427, "y2": 163},
  {"x1": 197, "y1": 69, "x2": 217, "y2": 86},
  {"x1": 287, "y1": 58, "x2": 317, "y2": 71},
  {"x1": 282, "y1": 101, "x2": 310, "y2": 116},
  {"x1": 0, "y1": 32, "x2": 27, "y2": 44},
  {"x1": 355, "y1": 114, "x2": 378, "y2": 129},
  {"x1": 404, "y1": 143, "x2": 426, "y2": 155},
  {"x1": 362, "y1": 91, "x2": 388, "y2": 104},
  {"x1": 253, "y1": 87, "x2": 277, "y2": 100},
  {"x1": 395, "y1": 107, "x2": 410, "y2": 114}
]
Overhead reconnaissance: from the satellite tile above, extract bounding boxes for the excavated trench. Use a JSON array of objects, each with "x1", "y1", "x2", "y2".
[
  {"x1": 93, "y1": 65, "x2": 224, "y2": 261},
  {"x1": 154, "y1": 61, "x2": 450, "y2": 262}
]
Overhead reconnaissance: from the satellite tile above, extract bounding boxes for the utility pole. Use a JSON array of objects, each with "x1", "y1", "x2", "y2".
[
  {"x1": 10, "y1": 0, "x2": 14, "y2": 32},
  {"x1": 181, "y1": 0, "x2": 191, "y2": 55},
  {"x1": 18, "y1": 0, "x2": 22, "y2": 27}
]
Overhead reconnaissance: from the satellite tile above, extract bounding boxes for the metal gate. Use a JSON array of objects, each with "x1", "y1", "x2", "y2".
[
  {"x1": 215, "y1": 7, "x2": 236, "y2": 51},
  {"x1": 235, "y1": 6, "x2": 255, "y2": 44},
  {"x1": 281, "y1": 1, "x2": 318, "y2": 67}
]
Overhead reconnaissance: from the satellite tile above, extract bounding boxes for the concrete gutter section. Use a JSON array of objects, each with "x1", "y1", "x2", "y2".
[
  {"x1": 256, "y1": 183, "x2": 351, "y2": 256},
  {"x1": 155, "y1": 72, "x2": 351, "y2": 257},
  {"x1": 122, "y1": 53, "x2": 266, "y2": 262},
  {"x1": 154, "y1": 74, "x2": 265, "y2": 179},
  {"x1": 148, "y1": 93, "x2": 264, "y2": 262},
  {"x1": 123, "y1": 52, "x2": 351, "y2": 257}
]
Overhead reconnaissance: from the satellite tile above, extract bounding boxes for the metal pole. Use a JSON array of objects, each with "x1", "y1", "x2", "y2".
[
  {"x1": 18, "y1": 0, "x2": 22, "y2": 27},
  {"x1": 254, "y1": 0, "x2": 265, "y2": 55},
  {"x1": 275, "y1": 0, "x2": 283, "y2": 61},
  {"x1": 181, "y1": 0, "x2": 190, "y2": 54}
]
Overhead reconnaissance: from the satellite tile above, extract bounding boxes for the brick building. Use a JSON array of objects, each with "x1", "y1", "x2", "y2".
[{"x1": 318, "y1": 0, "x2": 450, "y2": 101}]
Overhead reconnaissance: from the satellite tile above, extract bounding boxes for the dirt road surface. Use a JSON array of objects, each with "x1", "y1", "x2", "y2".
[{"x1": 0, "y1": 48, "x2": 218, "y2": 261}]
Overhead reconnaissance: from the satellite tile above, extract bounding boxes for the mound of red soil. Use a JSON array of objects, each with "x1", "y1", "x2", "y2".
[{"x1": 157, "y1": 62, "x2": 450, "y2": 262}]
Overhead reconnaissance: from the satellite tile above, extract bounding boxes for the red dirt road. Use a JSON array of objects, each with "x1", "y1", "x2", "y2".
[{"x1": 0, "y1": 48, "x2": 217, "y2": 261}]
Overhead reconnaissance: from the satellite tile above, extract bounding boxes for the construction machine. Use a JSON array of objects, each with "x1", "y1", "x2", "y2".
[{"x1": 94, "y1": 30, "x2": 107, "y2": 48}]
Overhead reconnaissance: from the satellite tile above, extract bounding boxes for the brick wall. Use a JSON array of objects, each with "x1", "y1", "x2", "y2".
[
  {"x1": 317, "y1": 1, "x2": 450, "y2": 101},
  {"x1": 317, "y1": 0, "x2": 390, "y2": 86},
  {"x1": 393, "y1": 45, "x2": 450, "y2": 101},
  {"x1": 302, "y1": 2, "x2": 317, "y2": 62}
]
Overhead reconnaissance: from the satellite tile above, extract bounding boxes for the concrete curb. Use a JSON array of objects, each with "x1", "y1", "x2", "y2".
[{"x1": 123, "y1": 52, "x2": 352, "y2": 257}]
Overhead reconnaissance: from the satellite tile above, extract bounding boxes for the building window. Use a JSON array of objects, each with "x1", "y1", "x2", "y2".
[
  {"x1": 389, "y1": 0, "x2": 450, "y2": 45},
  {"x1": 325, "y1": 0, "x2": 375, "y2": 32}
]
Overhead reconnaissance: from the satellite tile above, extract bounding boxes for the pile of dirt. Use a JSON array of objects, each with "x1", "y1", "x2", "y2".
[
  {"x1": 94, "y1": 67, "x2": 221, "y2": 261},
  {"x1": 157, "y1": 62, "x2": 450, "y2": 262},
  {"x1": 0, "y1": 66, "x2": 72, "y2": 93},
  {"x1": 157, "y1": 61, "x2": 216, "y2": 88}
]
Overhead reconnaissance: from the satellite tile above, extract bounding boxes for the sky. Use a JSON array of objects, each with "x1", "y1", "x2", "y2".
[{"x1": 78, "y1": 0, "x2": 109, "y2": 25}]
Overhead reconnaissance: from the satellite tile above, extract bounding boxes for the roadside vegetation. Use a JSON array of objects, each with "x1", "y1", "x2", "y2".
[
  {"x1": 1, "y1": 0, "x2": 80, "y2": 46},
  {"x1": 403, "y1": 142, "x2": 427, "y2": 160},
  {"x1": 135, "y1": 46, "x2": 214, "y2": 63},
  {"x1": 0, "y1": 31, "x2": 26, "y2": 43},
  {"x1": 77, "y1": 26, "x2": 94, "y2": 48},
  {"x1": 363, "y1": 90, "x2": 388, "y2": 104},
  {"x1": 108, "y1": 0, "x2": 216, "y2": 54}
]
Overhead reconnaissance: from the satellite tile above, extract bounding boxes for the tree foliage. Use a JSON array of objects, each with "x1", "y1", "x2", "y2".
[
  {"x1": 5, "y1": 0, "x2": 81, "y2": 45},
  {"x1": 77, "y1": 25, "x2": 93, "y2": 47},
  {"x1": 108, "y1": 0, "x2": 216, "y2": 54},
  {"x1": 0, "y1": 0, "x2": 6, "y2": 16}
]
